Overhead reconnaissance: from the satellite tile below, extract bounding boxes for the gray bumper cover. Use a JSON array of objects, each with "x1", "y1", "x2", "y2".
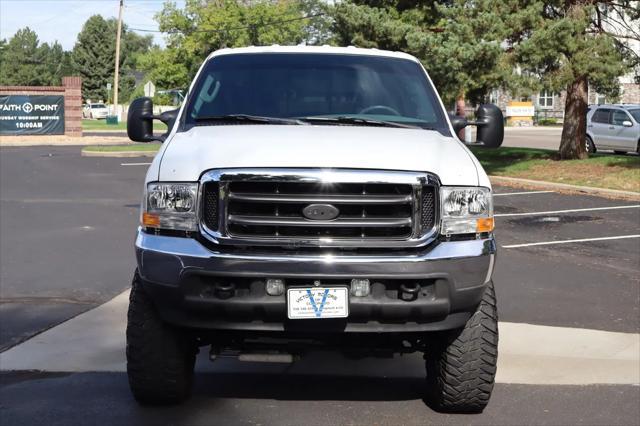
[{"x1": 134, "y1": 230, "x2": 496, "y2": 332}]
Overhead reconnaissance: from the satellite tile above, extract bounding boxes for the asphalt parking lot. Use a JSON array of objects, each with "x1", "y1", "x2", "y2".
[{"x1": 0, "y1": 146, "x2": 639, "y2": 425}]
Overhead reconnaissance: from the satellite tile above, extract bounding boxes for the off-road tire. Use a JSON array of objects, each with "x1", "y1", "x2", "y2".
[
  {"x1": 425, "y1": 281, "x2": 498, "y2": 413},
  {"x1": 126, "y1": 271, "x2": 197, "y2": 405}
]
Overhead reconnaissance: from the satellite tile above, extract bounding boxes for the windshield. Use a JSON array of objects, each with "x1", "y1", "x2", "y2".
[
  {"x1": 91, "y1": 104, "x2": 106, "y2": 109},
  {"x1": 184, "y1": 53, "x2": 448, "y2": 132},
  {"x1": 629, "y1": 109, "x2": 640, "y2": 123}
]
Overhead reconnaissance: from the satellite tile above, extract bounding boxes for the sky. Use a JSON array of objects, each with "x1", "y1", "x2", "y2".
[{"x1": 0, "y1": 0, "x2": 185, "y2": 50}]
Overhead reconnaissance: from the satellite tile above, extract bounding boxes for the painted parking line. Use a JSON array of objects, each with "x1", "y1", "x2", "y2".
[
  {"x1": 503, "y1": 234, "x2": 640, "y2": 249},
  {"x1": 493, "y1": 190, "x2": 555, "y2": 197},
  {"x1": 120, "y1": 162, "x2": 152, "y2": 166},
  {"x1": 495, "y1": 205, "x2": 640, "y2": 217}
]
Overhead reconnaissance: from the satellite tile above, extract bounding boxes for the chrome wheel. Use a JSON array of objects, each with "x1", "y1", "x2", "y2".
[{"x1": 585, "y1": 137, "x2": 595, "y2": 154}]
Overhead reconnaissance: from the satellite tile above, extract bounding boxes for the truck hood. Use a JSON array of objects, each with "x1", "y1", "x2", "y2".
[{"x1": 156, "y1": 125, "x2": 481, "y2": 185}]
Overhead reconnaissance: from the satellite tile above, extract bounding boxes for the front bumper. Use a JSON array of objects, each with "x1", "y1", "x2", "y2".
[{"x1": 135, "y1": 230, "x2": 496, "y2": 333}]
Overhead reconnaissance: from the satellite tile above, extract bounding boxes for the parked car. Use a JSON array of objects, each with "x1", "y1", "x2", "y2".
[
  {"x1": 586, "y1": 104, "x2": 640, "y2": 154},
  {"x1": 126, "y1": 46, "x2": 504, "y2": 413},
  {"x1": 82, "y1": 103, "x2": 109, "y2": 119}
]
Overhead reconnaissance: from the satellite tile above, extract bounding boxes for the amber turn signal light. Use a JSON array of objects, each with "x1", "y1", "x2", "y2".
[
  {"x1": 476, "y1": 217, "x2": 494, "y2": 233},
  {"x1": 142, "y1": 212, "x2": 160, "y2": 227}
]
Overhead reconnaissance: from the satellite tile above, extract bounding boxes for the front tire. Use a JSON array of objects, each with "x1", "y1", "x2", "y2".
[
  {"x1": 425, "y1": 281, "x2": 498, "y2": 413},
  {"x1": 126, "y1": 271, "x2": 197, "y2": 405}
]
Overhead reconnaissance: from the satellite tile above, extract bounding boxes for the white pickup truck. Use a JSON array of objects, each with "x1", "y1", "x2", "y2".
[{"x1": 126, "y1": 46, "x2": 503, "y2": 413}]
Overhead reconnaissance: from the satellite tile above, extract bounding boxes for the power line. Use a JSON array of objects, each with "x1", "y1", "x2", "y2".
[{"x1": 129, "y1": 13, "x2": 326, "y2": 35}]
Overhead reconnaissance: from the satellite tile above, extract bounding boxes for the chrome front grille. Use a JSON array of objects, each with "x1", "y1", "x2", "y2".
[
  {"x1": 227, "y1": 181, "x2": 414, "y2": 239},
  {"x1": 199, "y1": 169, "x2": 438, "y2": 248}
]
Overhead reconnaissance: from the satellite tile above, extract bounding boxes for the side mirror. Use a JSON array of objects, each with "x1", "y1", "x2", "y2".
[
  {"x1": 127, "y1": 97, "x2": 179, "y2": 142},
  {"x1": 158, "y1": 108, "x2": 179, "y2": 134},
  {"x1": 622, "y1": 120, "x2": 633, "y2": 127},
  {"x1": 127, "y1": 97, "x2": 156, "y2": 142},
  {"x1": 475, "y1": 104, "x2": 504, "y2": 148},
  {"x1": 449, "y1": 114, "x2": 468, "y2": 134}
]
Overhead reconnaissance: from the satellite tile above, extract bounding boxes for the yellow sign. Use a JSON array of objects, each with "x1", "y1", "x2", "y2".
[{"x1": 506, "y1": 101, "x2": 534, "y2": 126}]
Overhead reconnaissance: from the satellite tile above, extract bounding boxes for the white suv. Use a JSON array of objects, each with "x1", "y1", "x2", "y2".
[
  {"x1": 586, "y1": 104, "x2": 640, "y2": 154},
  {"x1": 82, "y1": 103, "x2": 109, "y2": 119}
]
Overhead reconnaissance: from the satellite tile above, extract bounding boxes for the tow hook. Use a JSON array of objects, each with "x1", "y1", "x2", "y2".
[
  {"x1": 214, "y1": 282, "x2": 235, "y2": 299},
  {"x1": 399, "y1": 283, "x2": 421, "y2": 301}
]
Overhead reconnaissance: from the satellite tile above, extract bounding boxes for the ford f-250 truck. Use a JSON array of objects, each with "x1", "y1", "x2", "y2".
[{"x1": 126, "y1": 46, "x2": 503, "y2": 413}]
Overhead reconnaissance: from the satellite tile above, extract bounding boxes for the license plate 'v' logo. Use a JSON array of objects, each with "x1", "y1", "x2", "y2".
[{"x1": 306, "y1": 289, "x2": 330, "y2": 317}]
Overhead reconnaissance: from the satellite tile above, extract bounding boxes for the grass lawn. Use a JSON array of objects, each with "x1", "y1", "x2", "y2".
[
  {"x1": 470, "y1": 146, "x2": 640, "y2": 193},
  {"x1": 82, "y1": 119, "x2": 167, "y2": 131},
  {"x1": 82, "y1": 143, "x2": 162, "y2": 152}
]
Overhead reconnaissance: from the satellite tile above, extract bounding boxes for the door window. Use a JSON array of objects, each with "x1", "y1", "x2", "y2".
[
  {"x1": 611, "y1": 110, "x2": 630, "y2": 126},
  {"x1": 591, "y1": 109, "x2": 611, "y2": 124}
]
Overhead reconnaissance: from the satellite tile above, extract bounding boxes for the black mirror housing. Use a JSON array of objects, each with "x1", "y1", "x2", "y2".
[
  {"x1": 475, "y1": 104, "x2": 504, "y2": 148},
  {"x1": 127, "y1": 97, "x2": 156, "y2": 142},
  {"x1": 449, "y1": 114, "x2": 468, "y2": 134},
  {"x1": 158, "y1": 108, "x2": 179, "y2": 133}
]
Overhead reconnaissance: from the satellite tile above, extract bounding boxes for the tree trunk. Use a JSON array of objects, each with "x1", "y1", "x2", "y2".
[
  {"x1": 559, "y1": 76, "x2": 588, "y2": 160},
  {"x1": 456, "y1": 94, "x2": 466, "y2": 140}
]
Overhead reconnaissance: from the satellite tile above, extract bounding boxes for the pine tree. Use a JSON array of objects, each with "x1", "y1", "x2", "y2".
[
  {"x1": 502, "y1": 1, "x2": 638, "y2": 159},
  {"x1": 0, "y1": 28, "x2": 41, "y2": 85},
  {"x1": 332, "y1": 1, "x2": 512, "y2": 108},
  {"x1": 71, "y1": 16, "x2": 115, "y2": 102}
]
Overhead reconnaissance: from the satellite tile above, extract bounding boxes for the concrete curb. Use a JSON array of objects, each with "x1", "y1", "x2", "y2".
[
  {"x1": 81, "y1": 149, "x2": 158, "y2": 158},
  {"x1": 490, "y1": 175, "x2": 640, "y2": 201},
  {"x1": 1, "y1": 136, "x2": 130, "y2": 147},
  {"x1": 504, "y1": 126, "x2": 563, "y2": 131}
]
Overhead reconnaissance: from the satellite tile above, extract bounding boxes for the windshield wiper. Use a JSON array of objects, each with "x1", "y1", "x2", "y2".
[
  {"x1": 298, "y1": 116, "x2": 421, "y2": 129},
  {"x1": 194, "y1": 114, "x2": 305, "y2": 125}
]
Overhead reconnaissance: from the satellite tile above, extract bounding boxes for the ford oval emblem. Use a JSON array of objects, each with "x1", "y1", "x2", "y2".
[{"x1": 302, "y1": 204, "x2": 340, "y2": 221}]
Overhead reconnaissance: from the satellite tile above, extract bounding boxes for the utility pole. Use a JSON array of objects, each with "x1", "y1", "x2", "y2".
[{"x1": 112, "y1": 0, "x2": 124, "y2": 121}]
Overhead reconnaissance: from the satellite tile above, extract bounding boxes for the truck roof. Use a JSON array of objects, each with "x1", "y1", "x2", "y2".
[{"x1": 207, "y1": 45, "x2": 420, "y2": 63}]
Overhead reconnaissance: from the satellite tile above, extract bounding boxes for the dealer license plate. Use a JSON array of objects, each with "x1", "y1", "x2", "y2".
[{"x1": 287, "y1": 287, "x2": 349, "y2": 319}]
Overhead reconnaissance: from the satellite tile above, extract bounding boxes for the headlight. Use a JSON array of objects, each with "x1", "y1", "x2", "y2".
[
  {"x1": 142, "y1": 182, "x2": 198, "y2": 231},
  {"x1": 440, "y1": 187, "x2": 494, "y2": 235}
]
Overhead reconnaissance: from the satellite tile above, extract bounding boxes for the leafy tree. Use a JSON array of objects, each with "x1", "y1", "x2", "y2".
[
  {"x1": 136, "y1": 46, "x2": 190, "y2": 90},
  {"x1": 501, "y1": 1, "x2": 638, "y2": 159},
  {"x1": 109, "y1": 19, "x2": 154, "y2": 101},
  {"x1": 72, "y1": 15, "x2": 153, "y2": 102},
  {"x1": 137, "y1": 0, "x2": 330, "y2": 90}
]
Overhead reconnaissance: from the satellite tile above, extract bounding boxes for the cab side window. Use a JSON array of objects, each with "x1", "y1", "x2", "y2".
[
  {"x1": 591, "y1": 108, "x2": 611, "y2": 124},
  {"x1": 611, "y1": 110, "x2": 630, "y2": 126}
]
